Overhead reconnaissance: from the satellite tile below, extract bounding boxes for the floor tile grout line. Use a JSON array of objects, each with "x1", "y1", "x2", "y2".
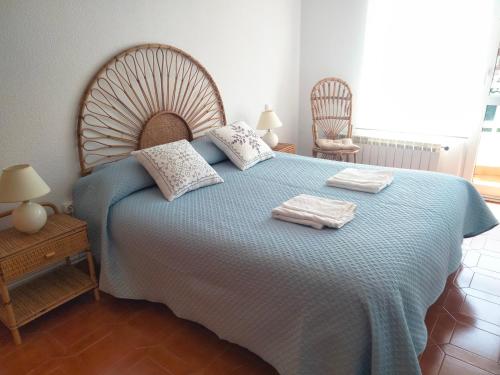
[
  {"x1": 459, "y1": 290, "x2": 500, "y2": 308},
  {"x1": 466, "y1": 280, "x2": 500, "y2": 300},
  {"x1": 47, "y1": 323, "x2": 112, "y2": 356},
  {"x1": 453, "y1": 314, "x2": 500, "y2": 332},
  {"x1": 436, "y1": 352, "x2": 446, "y2": 375},
  {"x1": 452, "y1": 316, "x2": 500, "y2": 337},
  {"x1": 148, "y1": 352, "x2": 193, "y2": 374},
  {"x1": 200, "y1": 344, "x2": 233, "y2": 372},
  {"x1": 438, "y1": 344, "x2": 500, "y2": 374},
  {"x1": 68, "y1": 328, "x2": 113, "y2": 357}
]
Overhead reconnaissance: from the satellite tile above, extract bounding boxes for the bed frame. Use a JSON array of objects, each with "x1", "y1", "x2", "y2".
[{"x1": 77, "y1": 44, "x2": 227, "y2": 175}]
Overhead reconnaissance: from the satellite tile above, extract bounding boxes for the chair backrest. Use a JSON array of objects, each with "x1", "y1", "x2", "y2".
[{"x1": 311, "y1": 78, "x2": 353, "y2": 144}]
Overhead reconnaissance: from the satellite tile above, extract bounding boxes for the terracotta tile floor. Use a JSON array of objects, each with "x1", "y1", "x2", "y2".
[{"x1": 0, "y1": 205, "x2": 499, "y2": 375}]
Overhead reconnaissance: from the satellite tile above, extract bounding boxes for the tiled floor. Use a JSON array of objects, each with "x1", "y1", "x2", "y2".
[
  {"x1": 0, "y1": 293, "x2": 278, "y2": 375},
  {"x1": 419, "y1": 203, "x2": 500, "y2": 375},
  {"x1": 0, "y1": 205, "x2": 499, "y2": 375}
]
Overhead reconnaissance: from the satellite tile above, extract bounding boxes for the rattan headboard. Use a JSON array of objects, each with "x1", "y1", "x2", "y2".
[{"x1": 77, "y1": 44, "x2": 226, "y2": 175}]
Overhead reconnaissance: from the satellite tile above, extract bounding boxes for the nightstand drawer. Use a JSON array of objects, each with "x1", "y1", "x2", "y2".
[{"x1": 0, "y1": 231, "x2": 89, "y2": 282}]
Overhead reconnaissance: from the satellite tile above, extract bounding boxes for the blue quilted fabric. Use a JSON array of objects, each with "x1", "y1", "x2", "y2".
[
  {"x1": 73, "y1": 154, "x2": 497, "y2": 375},
  {"x1": 190, "y1": 135, "x2": 228, "y2": 165}
]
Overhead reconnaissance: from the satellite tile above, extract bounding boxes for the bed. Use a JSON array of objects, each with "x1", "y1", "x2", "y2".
[{"x1": 73, "y1": 44, "x2": 498, "y2": 375}]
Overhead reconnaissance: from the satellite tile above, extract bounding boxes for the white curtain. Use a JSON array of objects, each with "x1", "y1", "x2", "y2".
[{"x1": 357, "y1": 0, "x2": 498, "y2": 138}]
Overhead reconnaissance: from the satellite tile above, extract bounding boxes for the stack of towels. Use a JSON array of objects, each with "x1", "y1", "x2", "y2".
[
  {"x1": 327, "y1": 168, "x2": 394, "y2": 193},
  {"x1": 272, "y1": 194, "x2": 356, "y2": 229}
]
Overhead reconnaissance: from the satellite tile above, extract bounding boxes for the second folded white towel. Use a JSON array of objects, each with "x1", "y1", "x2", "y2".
[
  {"x1": 327, "y1": 168, "x2": 394, "y2": 193},
  {"x1": 272, "y1": 194, "x2": 356, "y2": 229}
]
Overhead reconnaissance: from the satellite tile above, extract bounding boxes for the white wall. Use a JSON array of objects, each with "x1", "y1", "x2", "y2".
[
  {"x1": 0, "y1": 0, "x2": 301, "y2": 213},
  {"x1": 298, "y1": 0, "x2": 369, "y2": 155}
]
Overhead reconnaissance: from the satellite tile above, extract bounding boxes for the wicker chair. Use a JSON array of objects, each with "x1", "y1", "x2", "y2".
[{"x1": 311, "y1": 78, "x2": 360, "y2": 162}]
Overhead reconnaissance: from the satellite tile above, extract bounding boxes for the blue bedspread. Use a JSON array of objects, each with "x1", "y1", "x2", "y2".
[{"x1": 74, "y1": 153, "x2": 497, "y2": 375}]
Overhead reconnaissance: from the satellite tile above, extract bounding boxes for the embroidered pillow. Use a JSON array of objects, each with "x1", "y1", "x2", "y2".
[
  {"x1": 208, "y1": 121, "x2": 275, "y2": 170},
  {"x1": 132, "y1": 140, "x2": 223, "y2": 201}
]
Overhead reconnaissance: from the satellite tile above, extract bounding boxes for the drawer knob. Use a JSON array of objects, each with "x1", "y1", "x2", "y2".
[{"x1": 44, "y1": 251, "x2": 56, "y2": 259}]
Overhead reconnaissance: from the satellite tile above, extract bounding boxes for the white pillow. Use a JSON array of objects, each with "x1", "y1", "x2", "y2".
[
  {"x1": 132, "y1": 140, "x2": 223, "y2": 201},
  {"x1": 208, "y1": 121, "x2": 275, "y2": 170}
]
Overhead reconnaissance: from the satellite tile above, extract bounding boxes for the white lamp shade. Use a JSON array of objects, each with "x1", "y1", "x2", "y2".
[
  {"x1": 256, "y1": 105, "x2": 283, "y2": 130},
  {"x1": 0, "y1": 165, "x2": 50, "y2": 203}
]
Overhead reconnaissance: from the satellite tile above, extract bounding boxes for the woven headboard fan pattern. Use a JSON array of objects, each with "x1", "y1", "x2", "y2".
[{"x1": 77, "y1": 44, "x2": 226, "y2": 175}]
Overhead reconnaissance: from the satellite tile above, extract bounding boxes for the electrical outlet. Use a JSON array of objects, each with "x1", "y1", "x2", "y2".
[{"x1": 62, "y1": 201, "x2": 74, "y2": 215}]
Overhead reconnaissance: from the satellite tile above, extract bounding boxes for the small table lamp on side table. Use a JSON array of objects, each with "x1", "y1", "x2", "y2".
[
  {"x1": 257, "y1": 104, "x2": 283, "y2": 148},
  {"x1": 0, "y1": 165, "x2": 51, "y2": 234}
]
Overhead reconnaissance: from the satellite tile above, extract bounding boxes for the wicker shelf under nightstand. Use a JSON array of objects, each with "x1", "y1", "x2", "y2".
[
  {"x1": 0, "y1": 211, "x2": 99, "y2": 345},
  {"x1": 273, "y1": 143, "x2": 296, "y2": 154}
]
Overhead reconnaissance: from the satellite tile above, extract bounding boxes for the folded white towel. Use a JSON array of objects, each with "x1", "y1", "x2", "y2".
[
  {"x1": 272, "y1": 194, "x2": 356, "y2": 229},
  {"x1": 327, "y1": 168, "x2": 394, "y2": 193}
]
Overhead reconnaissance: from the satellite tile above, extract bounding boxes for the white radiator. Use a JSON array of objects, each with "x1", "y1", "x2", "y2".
[{"x1": 352, "y1": 136, "x2": 444, "y2": 171}]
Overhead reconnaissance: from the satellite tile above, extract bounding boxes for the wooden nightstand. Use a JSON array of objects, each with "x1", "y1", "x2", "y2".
[
  {"x1": 0, "y1": 207, "x2": 99, "y2": 345},
  {"x1": 273, "y1": 143, "x2": 296, "y2": 154}
]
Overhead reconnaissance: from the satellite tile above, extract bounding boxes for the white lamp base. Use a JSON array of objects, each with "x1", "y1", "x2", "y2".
[
  {"x1": 12, "y1": 201, "x2": 47, "y2": 234},
  {"x1": 262, "y1": 130, "x2": 279, "y2": 149}
]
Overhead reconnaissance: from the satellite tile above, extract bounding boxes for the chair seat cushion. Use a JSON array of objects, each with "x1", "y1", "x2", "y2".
[{"x1": 316, "y1": 138, "x2": 360, "y2": 151}]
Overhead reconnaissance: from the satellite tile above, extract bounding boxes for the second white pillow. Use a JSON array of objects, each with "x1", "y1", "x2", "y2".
[{"x1": 208, "y1": 121, "x2": 275, "y2": 170}]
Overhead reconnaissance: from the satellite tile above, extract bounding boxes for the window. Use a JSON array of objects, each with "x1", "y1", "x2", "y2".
[{"x1": 357, "y1": 0, "x2": 498, "y2": 138}]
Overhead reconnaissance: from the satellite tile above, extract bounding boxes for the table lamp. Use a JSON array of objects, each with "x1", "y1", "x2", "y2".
[
  {"x1": 0, "y1": 165, "x2": 51, "y2": 233},
  {"x1": 256, "y1": 104, "x2": 282, "y2": 148}
]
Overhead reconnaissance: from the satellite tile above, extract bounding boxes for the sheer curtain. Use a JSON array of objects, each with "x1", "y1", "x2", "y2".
[{"x1": 357, "y1": 0, "x2": 498, "y2": 139}]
